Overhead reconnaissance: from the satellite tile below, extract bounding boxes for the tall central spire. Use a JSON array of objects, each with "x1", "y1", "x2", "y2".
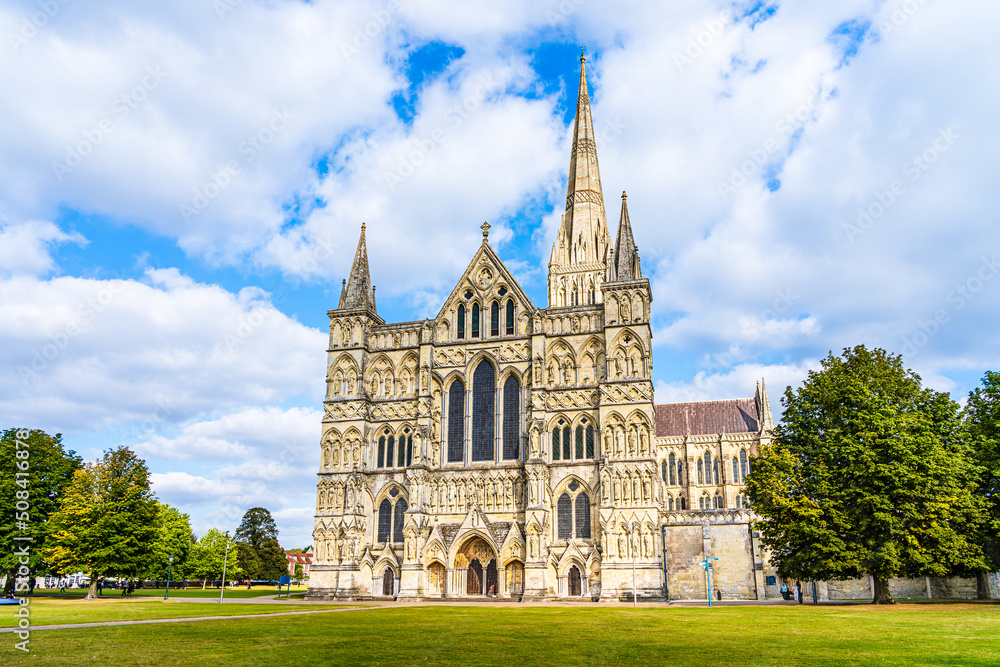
[
  {"x1": 339, "y1": 223, "x2": 377, "y2": 314},
  {"x1": 548, "y1": 52, "x2": 612, "y2": 308}
]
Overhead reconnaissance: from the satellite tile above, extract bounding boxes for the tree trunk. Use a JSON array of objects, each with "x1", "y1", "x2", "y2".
[
  {"x1": 872, "y1": 576, "x2": 894, "y2": 604},
  {"x1": 202, "y1": 579, "x2": 207, "y2": 590},
  {"x1": 976, "y1": 571, "x2": 990, "y2": 600},
  {"x1": 3, "y1": 568, "x2": 15, "y2": 597},
  {"x1": 87, "y1": 572, "x2": 99, "y2": 599}
]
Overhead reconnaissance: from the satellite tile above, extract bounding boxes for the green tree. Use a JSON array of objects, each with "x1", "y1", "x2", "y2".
[
  {"x1": 0, "y1": 428, "x2": 82, "y2": 596},
  {"x1": 963, "y1": 370, "x2": 1000, "y2": 597},
  {"x1": 746, "y1": 346, "x2": 987, "y2": 604},
  {"x1": 45, "y1": 447, "x2": 159, "y2": 598},
  {"x1": 189, "y1": 529, "x2": 241, "y2": 588},
  {"x1": 293, "y1": 562, "x2": 304, "y2": 580},
  {"x1": 236, "y1": 542, "x2": 261, "y2": 581},
  {"x1": 143, "y1": 502, "x2": 194, "y2": 583},
  {"x1": 258, "y1": 537, "x2": 288, "y2": 581},
  {"x1": 234, "y1": 507, "x2": 278, "y2": 551}
]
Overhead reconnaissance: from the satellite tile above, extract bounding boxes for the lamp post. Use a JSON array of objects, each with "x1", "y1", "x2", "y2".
[
  {"x1": 700, "y1": 557, "x2": 719, "y2": 607},
  {"x1": 219, "y1": 531, "x2": 231, "y2": 605},
  {"x1": 164, "y1": 554, "x2": 174, "y2": 600},
  {"x1": 625, "y1": 521, "x2": 640, "y2": 608}
]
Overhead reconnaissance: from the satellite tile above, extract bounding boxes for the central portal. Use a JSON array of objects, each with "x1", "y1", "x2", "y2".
[{"x1": 456, "y1": 536, "x2": 498, "y2": 596}]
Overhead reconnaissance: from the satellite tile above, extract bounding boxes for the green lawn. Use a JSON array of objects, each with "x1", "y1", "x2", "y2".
[
  {"x1": 27, "y1": 584, "x2": 307, "y2": 601},
  {"x1": 5, "y1": 604, "x2": 999, "y2": 665},
  {"x1": 1, "y1": 598, "x2": 348, "y2": 626}
]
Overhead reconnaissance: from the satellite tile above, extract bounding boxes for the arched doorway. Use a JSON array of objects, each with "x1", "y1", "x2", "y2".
[
  {"x1": 506, "y1": 561, "x2": 524, "y2": 596},
  {"x1": 485, "y1": 560, "x2": 497, "y2": 596},
  {"x1": 382, "y1": 567, "x2": 394, "y2": 596},
  {"x1": 467, "y1": 559, "x2": 483, "y2": 595},
  {"x1": 568, "y1": 565, "x2": 581, "y2": 597}
]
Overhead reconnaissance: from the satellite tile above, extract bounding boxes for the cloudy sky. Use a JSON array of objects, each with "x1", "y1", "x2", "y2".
[{"x1": 2, "y1": 0, "x2": 997, "y2": 548}]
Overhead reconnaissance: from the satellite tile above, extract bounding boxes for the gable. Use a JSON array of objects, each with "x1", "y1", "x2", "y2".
[{"x1": 434, "y1": 241, "x2": 535, "y2": 324}]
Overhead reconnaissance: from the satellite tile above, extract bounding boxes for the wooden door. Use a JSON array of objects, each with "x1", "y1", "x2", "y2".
[
  {"x1": 382, "y1": 568, "x2": 394, "y2": 596},
  {"x1": 485, "y1": 560, "x2": 497, "y2": 596},
  {"x1": 568, "y1": 566, "x2": 581, "y2": 597},
  {"x1": 467, "y1": 560, "x2": 483, "y2": 595}
]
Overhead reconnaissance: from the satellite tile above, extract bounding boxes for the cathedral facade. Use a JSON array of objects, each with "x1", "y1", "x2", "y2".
[{"x1": 306, "y1": 56, "x2": 775, "y2": 601}]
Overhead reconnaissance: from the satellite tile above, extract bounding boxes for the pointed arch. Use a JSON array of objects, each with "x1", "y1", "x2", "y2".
[{"x1": 472, "y1": 359, "x2": 496, "y2": 461}]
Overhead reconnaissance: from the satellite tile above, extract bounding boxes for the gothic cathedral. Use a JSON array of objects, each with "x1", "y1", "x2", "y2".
[{"x1": 307, "y1": 55, "x2": 776, "y2": 601}]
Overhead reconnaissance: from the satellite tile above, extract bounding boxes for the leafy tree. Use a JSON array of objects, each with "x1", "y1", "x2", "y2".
[
  {"x1": 189, "y1": 529, "x2": 241, "y2": 588},
  {"x1": 259, "y1": 538, "x2": 288, "y2": 581},
  {"x1": 293, "y1": 563, "x2": 304, "y2": 580},
  {"x1": 143, "y1": 502, "x2": 194, "y2": 582},
  {"x1": 746, "y1": 346, "x2": 988, "y2": 604},
  {"x1": 234, "y1": 507, "x2": 278, "y2": 551},
  {"x1": 45, "y1": 447, "x2": 159, "y2": 598},
  {"x1": 236, "y1": 542, "x2": 261, "y2": 581},
  {"x1": 963, "y1": 370, "x2": 1000, "y2": 597},
  {"x1": 0, "y1": 429, "x2": 82, "y2": 596}
]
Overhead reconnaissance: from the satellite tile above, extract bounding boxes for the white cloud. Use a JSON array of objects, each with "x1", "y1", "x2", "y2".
[{"x1": 0, "y1": 221, "x2": 85, "y2": 277}]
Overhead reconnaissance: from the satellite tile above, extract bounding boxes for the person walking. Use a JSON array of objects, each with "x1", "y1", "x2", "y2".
[
  {"x1": 121, "y1": 580, "x2": 128, "y2": 597},
  {"x1": 97, "y1": 579, "x2": 103, "y2": 596},
  {"x1": 59, "y1": 579, "x2": 66, "y2": 594}
]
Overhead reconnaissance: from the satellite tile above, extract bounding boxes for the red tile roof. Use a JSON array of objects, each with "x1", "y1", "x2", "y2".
[
  {"x1": 285, "y1": 552, "x2": 313, "y2": 564},
  {"x1": 654, "y1": 398, "x2": 759, "y2": 437}
]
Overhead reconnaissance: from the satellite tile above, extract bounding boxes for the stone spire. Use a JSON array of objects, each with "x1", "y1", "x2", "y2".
[
  {"x1": 756, "y1": 379, "x2": 775, "y2": 431},
  {"x1": 610, "y1": 191, "x2": 641, "y2": 282},
  {"x1": 338, "y1": 223, "x2": 376, "y2": 314},
  {"x1": 548, "y1": 52, "x2": 612, "y2": 307}
]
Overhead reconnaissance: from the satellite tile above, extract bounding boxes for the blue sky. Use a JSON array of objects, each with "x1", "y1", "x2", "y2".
[{"x1": 2, "y1": 0, "x2": 998, "y2": 547}]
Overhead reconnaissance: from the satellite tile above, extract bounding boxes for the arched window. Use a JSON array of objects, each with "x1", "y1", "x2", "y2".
[
  {"x1": 377, "y1": 436, "x2": 386, "y2": 468},
  {"x1": 457, "y1": 305, "x2": 466, "y2": 339},
  {"x1": 715, "y1": 493, "x2": 723, "y2": 510},
  {"x1": 557, "y1": 493, "x2": 572, "y2": 539},
  {"x1": 398, "y1": 432, "x2": 408, "y2": 467},
  {"x1": 733, "y1": 457, "x2": 740, "y2": 484},
  {"x1": 448, "y1": 380, "x2": 465, "y2": 463},
  {"x1": 704, "y1": 452, "x2": 712, "y2": 483},
  {"x1": 585, "y1": 425, "x2": 595, "y2": 458},
  {"x1": 735, "y1": 495, "x2": 742, "y2": 509},
  {"x1": 562, "y1": 426, "x2": 571, "y2": 460},
  {"x1": 713, "y1": 458, "x2": 720, "y2": 485},
  {"x1": 392, "y1": 498, "x2": 408, "y2": 543},
  {"x1": 677, "y1": 461, "x2": 684, "y2": 486},
  {"x1": 575, "y1": 426, "x2": 584, "y2": 459},
  {"x1": 386, "y1": 436, "x2": 394, "y2": 469},
  {"x1": 377, "y1": 498, "x2": 392, "y2": 542},
  {"x1": 699, "y1": 495, "x2": 706, "y2": 510},
  {"x1": 556, "y1": 483, "x2": 590, "y2": 539},
  {"x1": 740, "y1": 449, "x2": 748, "y2": 480},
  {"x1": 575, "y1": 493, "x2": 591, "y2": 538},
  {"x1": 502, "y1": 376, "x2": 520, "y2": 460},
  {"x1": 552, "y1": 427, "x2": 560, "y2": 460},
  {"x1": 668, "y1": 453, "x2": 676, "y2": 485},
  {"x1": 668, "y1": 496, "x2": 674, "y2": 510},
  {"x1": 472, "y1": 361, "x2": 495, "y2": 461},
  {"x1": 661, "y1": 460, "x2": 667, "y2": 483},
  {"x1": 697, "y1": 459, "x2": 704, "y2": 485},
  {"x1": 680, "y1": 497, "x2": 687, "y2": 510},
  {"x1": 471, "y1": 303, "x2": 480, "y2": 338},
  {"x1": 490, "y1": 301, "x2": 499, "y2": 337},
  {"x1": 711, "y1": 495, "x2": 718, "y2": 510},
  {"x1": 505, "y1": 300, "x2": 515, "y2": 335}
]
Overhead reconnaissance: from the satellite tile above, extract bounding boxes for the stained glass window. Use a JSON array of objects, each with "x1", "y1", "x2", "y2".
[
  {"x1": 586, "y1": 425, "x2": 594, "y2": 459},
  {"x1": 740, "y1": 449, "x2": 748, "y2": 479},
  {"x1": 668, "y1": 453, "x2": 676, "y2": 485},
  {"x1": 457, "y1": 305, "x2": 465, "y2": 339},
  {"x1": 557, "y1": 493, "x2": 572, "y2": 539},
  {"x1": 490, "y1": 301, "x2": 499, "y2": 337},
  {"x1": 661, "y1": 460, "x2": 667, "y2": 482},
  {"x1": 552, "y1": 427, "x2": 560, "y2": 460},
  {"x1": 377, "y1": 437, "x2": 385, "y2": 468},
  {"x1": 406, "y1": 435, "x2": 413, "y2": 467},
  {"x1": 377, "y1": 498, "x2": 392, "y2": 542},
  {"x1": 562, "y1": 426, "x2": 571, "y2": 460},
  {"x1": 713, "y1": 458, "x2": 720, "y2": 485},
  {"x1": 472, "y1": 361, "x2": 495, "y2": 461},
  {"x1": 392, "y1": 498, "x2": 407, "y2": 543},
  {"x1": 448, "y1": 380, "x2": 464, "y2": 463},
  {"x1": 575, "y1": 493, "x2": 591, "y2": 538},
  {"x1": 732, "y1": 457, "x2": 740, "y2": 483},
  {"x1": 502, "y1": 376, "x2": 520, "y2": 460},
  {"x1": 471, "y1": 303, "x2": 480, "y2": 338},
  {"x1": 505, "y1": 300, "x2": 515, "y2": 335},
  {"x1": 386, "y1": 436, "x2": 394, "y2": 469}
]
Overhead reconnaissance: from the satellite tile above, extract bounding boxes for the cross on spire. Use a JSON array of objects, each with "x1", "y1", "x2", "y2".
[{"x1": 481, "y1": 221, "x2": 490, "y2": 240}]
